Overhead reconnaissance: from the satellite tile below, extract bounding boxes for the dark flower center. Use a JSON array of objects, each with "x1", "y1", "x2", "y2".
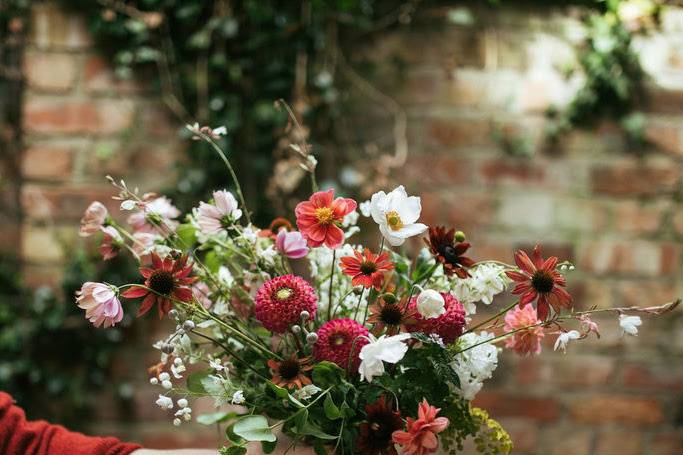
[
  {"x1": 380, "y1": 305, "x2": 403, "y2": 326},
  {"x1": 278, "y1": 359, "x2": 301, "y2": 380},
  {"x1": 149, "y1": 270, "x2": 175, "y2": 295},
  {"x1": 360, "y1": 260, "x2": 378, "y2": 275},
  {"x1": 439, "y1": 244, "x2": 460, "y2": 264},
  {"x1": 531, "y1": 270, "x2": 555, "y2": 294}
]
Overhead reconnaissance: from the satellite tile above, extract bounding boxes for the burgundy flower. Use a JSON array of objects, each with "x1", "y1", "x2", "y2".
[
  {"x1": 506, "y1": 244, "x2": 572, "y2": 321},
  {"x1": 424, "y1": 226, "x2": 474, "y2": 278},
  {"x1": 356, "y1": 396, "x2": 403, "y2": 455},
  {"x1": 121, "y1": 252, "x2": 196, "y2": 317}
]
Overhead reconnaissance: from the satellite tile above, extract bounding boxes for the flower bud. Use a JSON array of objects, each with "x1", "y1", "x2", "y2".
[
  {"x1": 149, "y1": 377, "x2": 159, "y2": 385},
  {"x1": 161, "y1": 343, "x2": 174, "y2": 354},
  {"x1": 168, "y1": 309, "x2": 179, "y2": 319},
  {"x1": 173, "y1": 418, "x2": 181, "y2": 426},
  {"x1": 291, "y1": 325, "x2": 302, "y2": 334},
  {"x1": 177, "y1": 398, "x2": 188, "y2": 408},
  {"x1": 454, "y1": 230, "x2": 466, "y2": 242},
  {"x1": 382, "y1": 293, "x2": 397, "y2": 305},
  {"x1": 182, "y1": 320, "x2": 195, "y2": 331},
  {"x1": 306, "y1": 332, "x2": 319, "y2": 345},
  {"x1": 416, "y1": 289, "x2": 446, "y2": 319},
  {"x1": 300, "y1": 311, "x2": 310, "y2": 322},
  {"x1": 162, "y1": 380, "x2": 172, "y2": 390}
]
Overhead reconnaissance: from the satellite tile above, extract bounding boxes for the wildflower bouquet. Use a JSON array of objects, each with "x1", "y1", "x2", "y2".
[{"x1": 76, "y1": 122, "x2": 678, "y2": 455}]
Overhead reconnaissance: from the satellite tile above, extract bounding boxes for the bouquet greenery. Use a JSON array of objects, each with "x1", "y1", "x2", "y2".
[{"x1": 76, "y1": 122, "x2": 678, "y2": 455}]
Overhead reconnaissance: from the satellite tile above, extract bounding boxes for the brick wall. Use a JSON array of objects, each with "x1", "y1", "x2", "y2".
[
  {"x1": 20, "y1": 1, "x2": 180, "y2": 287},
  {"x1": 10, "y1": 2, "x2": 683, "y2": 454}
]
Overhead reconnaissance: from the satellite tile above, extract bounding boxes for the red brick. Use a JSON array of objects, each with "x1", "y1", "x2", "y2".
[
  {"x1": 400, "y1": 154, "x2": 472, "y2": 187},
  {"x1": 21, "y1": 145, "x2": 73, "y2": 180},
  {"x1": 615, "y1": 280, "x2": 678, "y2": 308},
  {"x1": 84, "y1": 55, "x2": 140, "y2": 94},
  {"x1": 425, "y1": 117, "x2": 492, "y2": 149},
  {"x1": 517, "y1": 355, "x2": 616, "y2": 388},
  {"x1": 649, "y1": 431, "x2": 683, "y2": 455},
  {"x1": 673, "y1": 206, "x2": 683, "y2": 236},
  {"x1": 544, "y1": 426, "x2": 592, "y2": 455},
  {"x1": 24, "y1": 52, "x2": 77, "y2": 92},
  {"x1": 29, "y1": 3, "x2": 93, "y2": 49},
  {"x1": 480, "y1": 158, "x2": 545, "y2": 185},
  {"x1": 577, "y1": 240, "x2": 668, "y2": 276},
  {"x1": 21, "y1": 184, "x2": 117, "y2": 221},
  {"x1": 591, "y1": 162, "x2": 681, "y2": 197},
  {"x1": 24, "y1": 99, "x2": 135, "y2": 135},
  {"x1": 622, "y1": 363, "x2": 683, "y2": 392},
  {"x1": 613, "y1": 200, "x2": 670, "y2": 234},
  {"x1": 472, "y1": 392, "x2": 560, "y2": 422},
  {"x1": 569, "y1": 395, "x2": 663, "y2": 425},
  {"x1": 595, "y1": 430, "x2": 642, "y2": 455},
  {"x1": 644, "y1": 119, "x2": 683, "y2": 156},
  {"x1": 497, "y1": 418, "x2": 538, "y2": 453}
]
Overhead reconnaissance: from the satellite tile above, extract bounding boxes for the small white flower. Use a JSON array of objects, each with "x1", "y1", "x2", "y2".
[
  {"x1": 155, "y1": 395, "x2": 173, "y2": 410},
  {"x1": 370, "y1": 186, "x2": 427, "y2": 246},
  {"x1": 120, "y1": 200, "x2": 136, "y2": 211},
  {"x1": 231, "y1": 390, "x2": 245, "y2": 405},
  {"x1": 553, "y1": 330, "x2": 581, "y2": 353},
  {"x1": 209, "y1": 357, "x2": 225, "y2": 372},
  {"x1": 173, "y1": 357, "x2": 183, "y2": 366},
  {"x1": 175, "y1": 407, "x2": 192, "y2": 421},
  {"x1": 342, "y1": 210, "x2": 359, "y2": 228},
  {"x1": 162, "y1": 380, "x2": 172, "y2": 390},
  {"x1": 171, "y1": 362, "x2": 186, "y2": 379},
  {"x1": 619, "y1": 314, "x2": 642, "y2": 336},
  {"x1": 451, "y1": 332, "x2": 499, "y2": 400},
  {"x1": 240, "y1": 225, "x2": 258, "y2": 245},
  {"x1": 158, "y1": 372, "x2": 170, "y2": 381},
  {"x1": 177, "y1": 398, "x2": 188, "y2": 408},
  {"x1": 259, "y1": 245, "x2": 279, "y2": 266},
  {"x1": 293, "y1": 384, "x2": 322, "y2": 401},
  {"x1": 173, "y1": 418, "x2": 182, "y2": 426},
  {"x1": 416, "y1": 289, "x2": 446, "y2": 319},
  {"x1": 149, "y1": 377, "x2": 159, "y2": 385},
  {"x1": 358, "y1": 333, "x2": 411, "y2": 382}
]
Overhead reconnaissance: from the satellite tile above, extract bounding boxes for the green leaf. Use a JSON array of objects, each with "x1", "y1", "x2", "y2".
[
  {"x1": 312, "y1": 361, "x2": 344, "y2": 388},
  {"x1": 186, "y1": 371, "x2": 209, "y2": 394},
  {"x1": 204, "y1": 251, "x2": 220, "y2": 273},
  {"x1": 314, "y1": 442, "x2": 328, "y2": 455},
  {"x1": 233, "y1": 415, "x2": 277, "y2": 442},
  {"x1": 293, "y1": 408, "x2": 308, "y2": 432},
  {"x1": 176, "y1": 223, "x2": 197, "y2": 246},
  {"x1": 225, "y1": 423, "x2": 242, "y2": 444},
  {"x1": 323, "y1": 395, "x2": 341, "y2": 420},
  {"x1": 267, "y1": 381, "x2": 289, "y2": 399},
  {"x1": 260, "y1": 440, "x2": 277, "y2": 454},
  {"x1": 224, "y1": 447, "x2": 247, "y2": 455},
  {"x1": 297, "y1": 422, "x2": 338, "y2": 440},
  {"x1": 196, "y1": 411, "x2": 238, "y2": 425},
  {"x1": 340, "y1": 400, "x2": 355, "y2": 419}
]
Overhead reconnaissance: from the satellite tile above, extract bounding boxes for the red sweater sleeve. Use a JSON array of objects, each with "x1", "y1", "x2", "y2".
[{"x1": 0, "y1": 392, "x2": 142, "y2": 455}]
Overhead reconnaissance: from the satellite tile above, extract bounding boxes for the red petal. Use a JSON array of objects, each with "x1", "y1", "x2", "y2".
[
  {"x1": 514, "y1": 250, "x2": 536, "y2": 274},
  {"x1": 519, "y1": 290, "x2": 537, "y2": 307},
  {"x1": 537, "y1": 299, "x2": 549, "y2": 320},
  {"x1": 542, "y1": 256, "x2": 558, "y2": 272},
  {"x1": 310, "y1": 189, "x2": 334, "y2": 208},
  {"x1": 532, "y1": 245, "x2": 544, "y2": 269},
  {"x1": 151, "y1": 252, "x2": 162, "y2": 269},
  {"x1": 324, "y1": 225, "x2": 344, "y2": 249},
  {"x1": 551, "y1": 286, "x2": 572, "y2": 307},
  {"x1": 512, "y1": 282, "x2": 532, "y2": 295},
  {"x1": 140, "y1": 267, "x2": 154, "y2": 279},
  {"x1": 506, "y1": 271, "x2": 529, "y2": 282},
  {"x1": 121, "y1": 286, "x2": 148, "y2": 299},
  {"x1": 137, "y1": 294, "x2": 156, "y2": 317},
  {"x1": 174, "y1": 287, "x2": 193, "y2": 302}
]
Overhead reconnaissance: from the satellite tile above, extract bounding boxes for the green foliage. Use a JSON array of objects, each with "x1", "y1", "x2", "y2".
[{"x1": 0, "y1": 251, "x2": 137, "y2": 428}]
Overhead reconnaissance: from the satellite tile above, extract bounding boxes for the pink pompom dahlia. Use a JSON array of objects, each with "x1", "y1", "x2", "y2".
[
  {"x1": 254, "y1": 275, "x2": 317, "y2": 333},
  {"x1": 407, "y1": 292, "x2": 466, "y2": 344},
  {"x1": 314, "y1": 318, "x2": 369, "y2": 371}
]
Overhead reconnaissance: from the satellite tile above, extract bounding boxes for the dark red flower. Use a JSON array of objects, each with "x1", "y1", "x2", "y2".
[
  {"x1": 506, "y1": 244, "x2": 572, "y2": 320},
  {"x1": 267, "y1": 355, "x2": 313, "y2": 389},
  {"x1": 424, "y1": 226, "x2": 474, "y2": 278},
  {"x1": 356, "y1": 396, "x2": 403, "y2": 455},
  {"x1": 121, "y1": 252, "x2": 196, "y2": 317},
  {"x1": 340, "y1": 248, "x2": 394, "y2": 290}
]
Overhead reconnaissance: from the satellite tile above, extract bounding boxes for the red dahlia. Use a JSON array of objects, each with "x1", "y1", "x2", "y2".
[
  {"x1": 340, "y1": 248, "x2": 394, "y2": 290},
  {"x1": 424, "y1": 226, "x2": 475, "y2": 278},
  {"x1": 356, "y1": 395, "x2": 403, "y2": 455},
  {"x1": 313, "y1": 318, "x2": 369, "y2": 371},
  {"x1": 254, "y1": 275, "x2": 317, "y2": 333},
  {"x1": 506, "y1": 244, "x2": 572, "y2": 321},
  {"x1": 407, "y1": 292, "x2": 466, "y2": 344},
  {"x1": 121, "y1": 252, "x2": 197, "y2": 317}
]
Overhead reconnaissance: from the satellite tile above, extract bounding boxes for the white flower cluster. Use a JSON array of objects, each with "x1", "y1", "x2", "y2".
[
  {"x1": 450, "y1": 332, "x2": 499, "y2": 400},
  {"x1": 431, "y1": 261, "x2": 509, "y2": 315}
]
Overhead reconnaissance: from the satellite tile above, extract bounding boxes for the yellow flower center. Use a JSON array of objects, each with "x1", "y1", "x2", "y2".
[
  {"x1": 385, "y1": 211, "x2": 403, "y2": 231},
  {"x1": 315, "y1": 207, "x2": 335, "y2": 225},
  {"x1": 275, "y1": 287, "x2": 293, "y2": 300}
]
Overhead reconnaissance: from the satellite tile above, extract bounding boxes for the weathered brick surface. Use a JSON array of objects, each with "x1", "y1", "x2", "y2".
[{"x1": 8, "y1": 2, "x2": 683, "y2": 454}]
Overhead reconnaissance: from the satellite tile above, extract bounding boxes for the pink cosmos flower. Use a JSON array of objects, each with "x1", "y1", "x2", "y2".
[
  {"x1": 197, "y1": 190, "x2": 242, "y2": 235},
  {"x1": 392, "y1": 399, "x2": 450, "y2": 455},
  {"x1": 295, "y1": 189, "x2": 356, "y2": 249},
  {"x1": 275, "y1": 229, "x2": 309, "y2": 259},
  {"x1": 79, "y1": 201, "x2": 108, "y2": 237},
  {"x1": 99, "y1": 226, "x2": 122, "y2": 260},
  {"x1": 503, "y1": 304, "x2": 545, "y2": 356},
  {"x1": 127, "y1": 195, "x2": 180, "y2": 234},
  {"x1": 76, "y1": 282, "x2": 124, "y2": 328}
]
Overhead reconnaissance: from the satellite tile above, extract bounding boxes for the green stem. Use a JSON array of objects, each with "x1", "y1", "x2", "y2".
[
  {"x1": 463, "y1": 301, "x2": 518, "y2": 335},
  {"x1": 327, "y1": 249, "x2": 336, "y2": 321}
]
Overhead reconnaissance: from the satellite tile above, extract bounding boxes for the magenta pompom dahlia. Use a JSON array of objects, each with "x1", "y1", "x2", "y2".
[
  {"x1": 254, "y1": 275, "x2": 317, "y2": 333},
  {"x1": 314, "y1": 318, "x2": 369, "y2": 371},
  {"x1": 407, "y1": 292, "x2": 466, "y2": 344}
]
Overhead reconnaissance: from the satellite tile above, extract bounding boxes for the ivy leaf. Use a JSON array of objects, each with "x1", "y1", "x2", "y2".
[
  {"x1": 260, "y1": 440, "x2": 277, "y2": 454},
  {"x1": 293, "y1": 408, "x2": 309, "y2": 432},
  {"x1": 323, "y1": 395, "x2": 341, "y2": 420},
  {"x1": 196, "y1": 411, "x2": 239, "y2": 425},
  {"x1": 312, "y1": 361, "x2": 344, "y2": 388},
  {"x1": 233, "y1": 415, "x2": 277, "y2": 442},
  {"x1": 186, "y1": 371, "x2": 209, "y2": 394}
]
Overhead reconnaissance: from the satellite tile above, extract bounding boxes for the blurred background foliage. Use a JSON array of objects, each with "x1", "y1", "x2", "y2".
[{"x1": 0, "y1": 0, "x2": 662, "y2": 427}]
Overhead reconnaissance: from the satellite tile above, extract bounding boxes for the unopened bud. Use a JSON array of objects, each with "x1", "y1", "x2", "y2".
[
  {"x1": 306, "y1": 332, "x2": 319, "y2": 345},
  {"x1": 382, "y1": 293, "x2": 397, "y2": 305},
  {"x1": 454, "y1": 231, "x2": 466, "y2": 242},
  {"x1": 182, "y1": 320, "x2": 195, "y2": 331},
  {"x1": 168, "y1": 309, "x2": 179, "y2": 319},
  {"x1": 300, "y1": 311, "x2": 310, "y2": 322},
  {"x1": 161, "y1": 343, "x2": 174, "y2": 354},
  {"x1": 291, "y1": 325, "x2": 301, "y2": 334}
]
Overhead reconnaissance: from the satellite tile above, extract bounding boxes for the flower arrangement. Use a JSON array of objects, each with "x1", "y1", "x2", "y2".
[{"x1": 76, "y1": 121, "x2": 679, "y2": 455}]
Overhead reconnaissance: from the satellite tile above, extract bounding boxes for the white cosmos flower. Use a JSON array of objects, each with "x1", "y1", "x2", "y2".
[
  {"x1": 416, "y1": 289, "x2": 446, "y2": 319},
  {"x1": 619, "y1": 314, "x2": 642, "y2": 336},
  {"x1": 370, "y1": 186, "x2": 427, "y2": 246},
  {"x1": 553, "y1": 330, "x2": 581, "y2": 353},
  {"x1": 358, "y1": 333, "x2": 411, "y2": 382}
]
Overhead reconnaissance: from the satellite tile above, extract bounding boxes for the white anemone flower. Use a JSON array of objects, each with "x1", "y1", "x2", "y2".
[
  {"x1": 358, "y1": 333, "x2": 411, "y2": 382},
  {"x1": 553, "y1": 330, "x2": 581, "y2": 353},
  {"x1": 619, "y1": 314, "x2": 642, "y2": 336},
  {"x1": 370, "y1": 186, "x2": 427, "y2": 246}
]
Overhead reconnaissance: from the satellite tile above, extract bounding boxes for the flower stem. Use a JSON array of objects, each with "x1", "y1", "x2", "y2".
[
  {"x1": 463, "y1": 301, "x2": 519, "y2": 335},
  {"x1": 327, "y1": 249, "x2": 336, "y2": 321}
]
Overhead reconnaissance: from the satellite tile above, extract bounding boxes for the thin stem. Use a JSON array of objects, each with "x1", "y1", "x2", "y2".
[
  {"x1": 463, "y1": 301, "x2": 518, "y2": 335},
  {"x1": 352, "y1": 288, "x2": 366, "y2": 321},
  {"x1": 191, "y1": 330, "x2": 267, "y2": 380},
  {"x1": 327, "y1": 249, "x2": 336, "y2": 321}
]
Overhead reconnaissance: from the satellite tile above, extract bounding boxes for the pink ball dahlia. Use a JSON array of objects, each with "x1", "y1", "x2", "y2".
[
  {"x1": 407, "y1": 292, "x2": 466, "y2": 344},
  {"x1": 254, "y1": 275, "x2": 317, "y2": 333},
  {"x1": 314, "y1": 318, "x2": 369, "y2": 371}
]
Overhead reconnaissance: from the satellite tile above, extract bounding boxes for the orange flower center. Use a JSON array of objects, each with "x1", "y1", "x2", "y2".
[
  {"x1": 315, "y1": 207, "x2": 335, "y2": 225},
  {"x1": 385, "y1": 211, "x2": 403, "y2": 231}
]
